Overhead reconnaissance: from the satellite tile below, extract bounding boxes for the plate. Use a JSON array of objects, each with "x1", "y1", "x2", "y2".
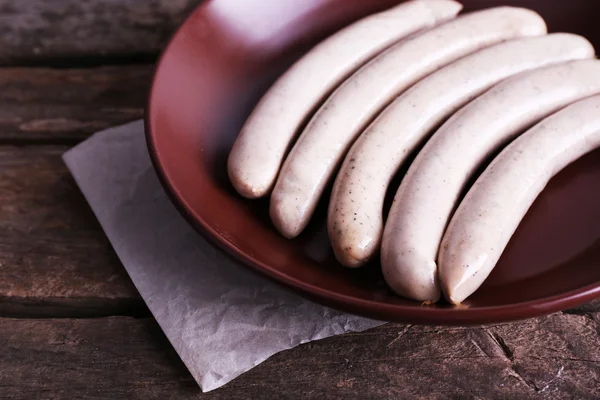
[{"x1": 146, "y1": 0, "x2": 600, "y2": 324}]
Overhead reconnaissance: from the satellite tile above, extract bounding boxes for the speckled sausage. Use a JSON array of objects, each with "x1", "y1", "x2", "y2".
[
  {"x1": 270, "y1": 7, "x2": 546, "y2": 238},
  {"x1": 227, "y1": 0, "x2": 463, "y2": 199},
  {"x1": 382, "y1": 59, "x2": 600, "y2": 302},
  {"x1": 328, "y1": 33, "x2": 594, "y2": 267},
  {"x1": 439, "y1": 95, "x2": 600, "y2": 304}
]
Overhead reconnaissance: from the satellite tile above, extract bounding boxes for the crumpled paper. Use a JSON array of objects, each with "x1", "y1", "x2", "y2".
[{"x1": 63, "y1": 121, "x2": 384, "y2": 392}]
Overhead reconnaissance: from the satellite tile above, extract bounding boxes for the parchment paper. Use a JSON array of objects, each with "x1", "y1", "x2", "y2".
[{"x1": 63, "y1": 121, "x2": 383, "y2": 392}]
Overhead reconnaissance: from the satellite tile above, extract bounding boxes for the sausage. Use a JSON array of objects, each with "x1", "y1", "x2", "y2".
[
  {"x1": 270, "y1": 7, "x2": 547, "y2": 238},
  {"x1": 381, "y1": 59, "x2": 600, "y2": 302},
  {"x1": 227, "y1": 0, "x2": 463, "y2": 199},
  {"x1": 439, "y1": 94, "x2": 600, "y2": 304},
  {"x1": 328, "y1": 33, "x2": 594, "y2": 267}
]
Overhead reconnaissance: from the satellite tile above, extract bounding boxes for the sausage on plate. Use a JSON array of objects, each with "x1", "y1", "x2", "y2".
[{"x1": 382, "y1": 59, "x2": 600, "y2": 302}]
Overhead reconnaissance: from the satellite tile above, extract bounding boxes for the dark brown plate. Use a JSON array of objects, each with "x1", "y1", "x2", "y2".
[{"x1": 146, "y1": 0, "x2": 600, "y2": 324}]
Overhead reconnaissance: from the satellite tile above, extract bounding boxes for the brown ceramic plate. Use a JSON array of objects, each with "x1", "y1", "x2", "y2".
[{"x1": 147, "y1": 0, "x2": 600, "y2": 324}]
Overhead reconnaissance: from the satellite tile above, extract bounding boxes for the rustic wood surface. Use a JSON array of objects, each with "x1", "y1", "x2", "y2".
[
  {"x1": 0, "y1": 67, "x2": 153, "y2": 143},
  {"x1": 0, "y1": 0, "x2": 200, "y2": 66},
  {"x1": 0, "y1": 1, "x2": 599, "y2": 399}
]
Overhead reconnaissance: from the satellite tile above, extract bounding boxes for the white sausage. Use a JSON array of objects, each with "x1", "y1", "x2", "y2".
[
  {"x1": 270, "y1": 7, "x2": 547, "y2": 238},
  {"x1": 439, "y1": 94, "x2": 600, "y2": 304},
  {"x1": 228, "y1": 0, "x2": 462, "y2": 199},
  {"x1": 329, "y1": 33, "x2": 594, "y2": 267},
  {"x1": 382, "y1": 59, "x2": 600, "y2": 302}
]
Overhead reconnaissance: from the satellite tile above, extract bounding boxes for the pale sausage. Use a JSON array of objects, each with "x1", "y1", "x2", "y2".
[
  {"x1": 329, "y1": 33, "x2": 593, "y2": 267},
  {"x1": 271, "y1": 7, "x2": 546, "y2": 238},
  {"x1": 228, "y1": 0, "x2": 463, "y2": 198},
  {"x1": 439, "y1": 94, "x2": 600, "y2": 304},
  {"x1": 382, "y1": 59, "x2": 600, "y2": 302}
]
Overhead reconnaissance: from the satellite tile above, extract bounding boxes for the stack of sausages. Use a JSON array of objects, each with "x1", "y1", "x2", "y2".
[{"x1": 227, "y1": 0, "x2": 600, "y2": 305}]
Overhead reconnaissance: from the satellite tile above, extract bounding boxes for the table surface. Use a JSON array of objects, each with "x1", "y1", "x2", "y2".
[{"x1": 1, "y1": 1, "x2": 599, "y2": 398}]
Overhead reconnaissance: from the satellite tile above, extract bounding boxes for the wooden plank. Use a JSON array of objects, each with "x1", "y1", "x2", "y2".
[
  {"x1": 0, "y1": 317, "x2": 198, "y2": 399},
  {"x1": 0, "y1": 146, "x2": 144, "y2": 317},
  {"x1": 228, "y1": 314, "x2": 600, "y2": 399},
  {"x1": 0, "y1": 314, "x2": 598, "y2": 398},
  {"x1": 0, "y1": 0, "x2": 200, "y2": 66},
  {"x1": 0, "y1": 66, "x2": 153, "y2": 142},
  {"x1": 0, "y1": 145, "x2": 598, "y2": 318}
]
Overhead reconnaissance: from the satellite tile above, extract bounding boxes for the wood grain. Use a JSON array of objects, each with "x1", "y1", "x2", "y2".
[
  {"x1": 0, "y1": 0, "x2": 200, "y2": 66},
  {"x1": 0, "y1": 146, "x2": 144, "y2": 317},
  {"x1": 0, "y1": 314, "x2": 598, "y2": 399},
  {"x1": 0, "y1": 66, "x2": 153, "y2": 142}
]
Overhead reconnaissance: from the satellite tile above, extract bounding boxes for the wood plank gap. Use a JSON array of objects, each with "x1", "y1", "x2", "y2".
[
  {"x1": 1, "y1": 54, "x2": 159, "y2": 69},
  {"x1": 0, "y1": 296, "x2": 151, "y2": 319}
]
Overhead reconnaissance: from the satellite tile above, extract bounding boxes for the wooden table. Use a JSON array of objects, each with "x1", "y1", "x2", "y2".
[{"x1": 1, "y1": 1, "x2": 599, "y2": 398}]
